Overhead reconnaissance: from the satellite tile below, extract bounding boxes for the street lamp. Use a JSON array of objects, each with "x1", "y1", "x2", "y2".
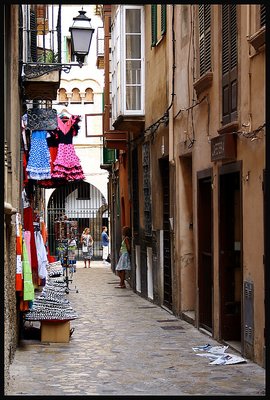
[{"x1": 69, "y1": 9, "x2": 95, "y2": 67}]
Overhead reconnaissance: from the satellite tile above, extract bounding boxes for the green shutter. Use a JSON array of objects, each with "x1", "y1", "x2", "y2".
[
  {"x1": 103, "y1": 148, "x2": 116, "y2": 164},
  {"x1": 161, "y1": 5, "x2": 166, "y2": 36},
  {"x1": 151, "y1": 5, "x2": 157, "y2": 47},
  {"x1": 260, "y1": 4, "x2": 266, "y2": 27},
  {"x1": 30, "y1": 10, "x2": 37, "y2": 62}
]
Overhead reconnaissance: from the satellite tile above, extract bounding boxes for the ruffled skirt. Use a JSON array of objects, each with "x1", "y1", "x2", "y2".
[
  {"x1": 52, "y1": 143, "x2": 85, "y2": 181},
  {"x1": 26, "y1": 131, "x2": 51, "y2": 180}
]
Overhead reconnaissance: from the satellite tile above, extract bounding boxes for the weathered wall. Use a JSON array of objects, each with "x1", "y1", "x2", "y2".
[
  {"x1": 173, "y1": 4, "x2": 265, "y2": 366},
  {"x1": 4, "y1": 4, "x2": 22, "y2": 392}
]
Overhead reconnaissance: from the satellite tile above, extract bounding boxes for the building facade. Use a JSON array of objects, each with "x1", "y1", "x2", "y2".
[
  {"x1": 4, "y1": 4, "x2": 23, "y2": 389},
  {"x1": 102, "y1": 4, "x2": 265, "y2": 367},
  {"x1": 4, "y1": 3, "x2": 108, "y2": 390}
]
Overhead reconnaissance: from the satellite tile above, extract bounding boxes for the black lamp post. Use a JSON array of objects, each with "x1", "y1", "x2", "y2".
[{"x1": 69, "y1": 9, "x2": 95, "y2": 67}]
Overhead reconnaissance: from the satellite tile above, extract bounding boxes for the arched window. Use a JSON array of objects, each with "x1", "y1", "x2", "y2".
[
  {"x1": 58, "y1": 88, "x2": 68, "y2": 103},
  {"x1": 85, "y1": 87, "x2": 94, "y2": 103},
  {"x1": 71, "y1": 88, "x2": 81, "y2": 103}
]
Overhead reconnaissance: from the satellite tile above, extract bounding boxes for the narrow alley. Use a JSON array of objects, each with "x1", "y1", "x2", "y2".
[{"x1": 6, "y1": 261, "x2": 265, "y2": 397}]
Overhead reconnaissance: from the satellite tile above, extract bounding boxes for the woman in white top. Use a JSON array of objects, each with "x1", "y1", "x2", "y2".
[{"x1": 80, "y1": 228, "x2": 94, "y2": 268}]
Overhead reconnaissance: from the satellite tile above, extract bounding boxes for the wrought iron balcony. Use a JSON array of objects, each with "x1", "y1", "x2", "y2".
[{"x1": 19, "y1": 4, "x2": 70, "y2": 100}]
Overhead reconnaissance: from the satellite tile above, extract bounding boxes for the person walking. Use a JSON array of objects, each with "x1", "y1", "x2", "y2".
[
  {"x1": 80, "y1": 228, "x2": 94, "y2": 268},
  {"x1": 115, "y1": 226, "x2": 131, "y2": 288},
  {"x1": 101, "y1": 226, "x2": 110, "y2": 265}
]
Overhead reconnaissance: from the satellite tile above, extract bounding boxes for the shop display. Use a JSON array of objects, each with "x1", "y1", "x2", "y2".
[
  {"x1": 21, "y1": 111, "x2": 85, "y2": 189},
  {"x1": 24, "y1": 261, "x2": 78, "y2": 322}
]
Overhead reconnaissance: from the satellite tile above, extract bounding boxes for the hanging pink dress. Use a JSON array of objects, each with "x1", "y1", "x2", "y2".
[{"x1": 51, "y1": 115, "x2": 85, "y2": 181}]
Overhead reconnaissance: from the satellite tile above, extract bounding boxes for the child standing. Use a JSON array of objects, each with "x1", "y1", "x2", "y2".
[{"x1": 115, "y1": 226, "x2": 131, "y2": 288}]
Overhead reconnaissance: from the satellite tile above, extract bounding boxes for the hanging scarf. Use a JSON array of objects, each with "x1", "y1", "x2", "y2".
[{"x1": 22, "y1": 241, "x2": 35, "y2": 301}]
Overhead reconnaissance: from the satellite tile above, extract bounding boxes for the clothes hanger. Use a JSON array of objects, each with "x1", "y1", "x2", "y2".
[{"x1": 58, "y1": 109, "x2": 72, "y2": 119}]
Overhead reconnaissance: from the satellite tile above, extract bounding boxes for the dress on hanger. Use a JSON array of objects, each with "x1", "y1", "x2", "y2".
[
  {"x1": 37, "y1": 131, "x2": 66, "y2": 188},
  {"x1": 51, "y1": 115, "x2": 85, "y2": 181},
  {"x1": 26, "y1": 130, "x2": 51, "y2": 180}
]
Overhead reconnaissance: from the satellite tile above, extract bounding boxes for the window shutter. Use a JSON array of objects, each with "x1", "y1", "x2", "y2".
[
  {"x1": 161, "y1": 5, "x2": 166, "y2": 36},
  {"x1": 260, "y1": 4, "x2": 266, "y2": 27},
  {"x1": 222, "y1": 4, "x2": 238, "y2": 125},
  {"x1": 30, "y1": 10, "x2": 37, "y2": 62},
  {"x1": 151, "y1": 5, "x2": 157, "y2": 47},
  {"x1": 199, "y1": 5, "x2": 211, "y2": 77}
]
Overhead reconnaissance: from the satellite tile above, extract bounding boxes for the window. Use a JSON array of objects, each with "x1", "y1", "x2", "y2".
[
  {"x1": 151, "y1": 4, "x2": 166, "y2": 47},
  {"x1": 71, "y1": 88, "x2": 81, "y2": 103},
  {"x1": 66, "y1": 37, "x2": 76, "y2": 63},
  {"x1": 111, "y1": 7, "x2": 121, "y2": 120},
  {"x1": 58, "y1": 88, "x2": 68, "y2": 103},
  {"x1": 111, "y1": 5, "x2": 144, "y2": 118},
  {"x1": 125, "y1": 7, "x2": 143, "y2": 111},
  {"x1": 85, "y1": 88, "x2": 94, "y2": 103},
  {"x1": 199, "y1": 5, "x2": 211, "y2": 77},
  {"x1": 222, "y1": 4, "x2": 238, "y2": 125},
  {"x1": 96, "y1": 27, "x2": 104, "y2": 56}
]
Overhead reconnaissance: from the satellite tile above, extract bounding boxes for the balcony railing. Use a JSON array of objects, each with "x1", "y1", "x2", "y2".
[{"x1": 19, "y1": 4, "x2": 71, "y2": 79}]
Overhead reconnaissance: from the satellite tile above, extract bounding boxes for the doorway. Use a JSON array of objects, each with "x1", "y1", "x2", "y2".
[
  {"x1": 219, "y1": 163, "x2": 242, "y2": 342},
  {"x1": 198, "y1": 169, "x2": 213, "y2": 332},
  {"x1": 160, "y1": 158, "x2": 172, "y2": 310},
  {"x1": 47, "y1": 181, "x2": 107, "y2": 260}
]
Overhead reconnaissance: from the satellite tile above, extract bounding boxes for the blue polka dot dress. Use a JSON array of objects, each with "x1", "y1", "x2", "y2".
[{"x1": 26, "y1": 130, "x2": 51, "y2": 180}]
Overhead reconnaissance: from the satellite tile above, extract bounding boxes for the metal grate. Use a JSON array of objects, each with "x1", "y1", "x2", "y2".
[
  {"x1": 142, "y1": 142, "x2": 152, "y2": 236},
  {"x1": 138, "y1": 305, "x2": 157, "y2": 309},
  {"x1": 243, "y1": 281, "x2": 254, "y2": 345},
  {"x1": 160, "y1": 325, "x2": 184, "y2": 330},
  {"x1": 47, "y1": 181, "x2": 108, "y2": 260},
  {"x1": 156, "y1": 319, "x2": 178, "y2": 323}
]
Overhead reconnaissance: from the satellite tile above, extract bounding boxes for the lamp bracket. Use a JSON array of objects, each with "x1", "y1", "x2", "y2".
[{"x1": 22, "y1": 63, "x2": 77, "y2": 79}]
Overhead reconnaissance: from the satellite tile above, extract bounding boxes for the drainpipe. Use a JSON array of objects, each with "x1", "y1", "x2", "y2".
[
  {"x1": 168, "y1": 4, "x2": 175, "y2": 166},
  {"x1": 103, "y1": 5, "x2": 111, "y2": 133}
]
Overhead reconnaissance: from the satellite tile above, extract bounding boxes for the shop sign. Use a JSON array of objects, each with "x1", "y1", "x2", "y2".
[{"x1": 211, "y1": 133, "x2": 236, "y2": 162}]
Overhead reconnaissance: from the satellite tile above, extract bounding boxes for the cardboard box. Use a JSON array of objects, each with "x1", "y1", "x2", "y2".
[{"x1": 41, "y1": 320, "x2": 70, "y2": 343}]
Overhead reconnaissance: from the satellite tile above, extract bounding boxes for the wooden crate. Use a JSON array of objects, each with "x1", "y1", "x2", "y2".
[{"x1": 41, "y1": 320, "x2": 70, "y2": 343}]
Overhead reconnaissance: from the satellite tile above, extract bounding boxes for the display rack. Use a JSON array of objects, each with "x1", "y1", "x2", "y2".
[
  {"x1": 56, "y1": 238, "x2": 78, "y2": 294},
  {"x1": 54, "y1": 217, "x2": 79, "y2": 294}
]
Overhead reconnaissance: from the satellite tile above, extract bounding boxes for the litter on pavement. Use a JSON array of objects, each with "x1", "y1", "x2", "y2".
[{"x1": 192, "y1": 344, "x2": 247, "y2": 365}]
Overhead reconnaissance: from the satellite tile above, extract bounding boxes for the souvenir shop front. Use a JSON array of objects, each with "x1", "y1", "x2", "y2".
[{"x1": 16, "y1": 105, "x2": 88, "y2": 340}]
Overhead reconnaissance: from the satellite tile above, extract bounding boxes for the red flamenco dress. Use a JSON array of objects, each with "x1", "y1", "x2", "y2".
[{"x1": 51, "y1": 115, "x2": 85, "y2": 182}]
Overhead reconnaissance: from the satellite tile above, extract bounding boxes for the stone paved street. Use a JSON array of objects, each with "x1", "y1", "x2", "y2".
[{"x1": 6, "y1": 261, "x2": 266, "y2": 396}]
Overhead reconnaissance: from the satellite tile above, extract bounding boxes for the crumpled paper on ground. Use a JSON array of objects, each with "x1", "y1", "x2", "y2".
[{"x1": 192, "y1": 344, "x2": 246, "y2": 365}]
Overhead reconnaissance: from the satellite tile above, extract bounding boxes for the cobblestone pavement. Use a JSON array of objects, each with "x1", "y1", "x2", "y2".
[{"x1": 6, "y1": 261, "x2": 266, "y2": 396}]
